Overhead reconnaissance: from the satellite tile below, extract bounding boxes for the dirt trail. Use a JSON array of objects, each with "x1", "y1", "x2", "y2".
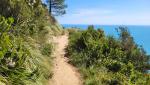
[{"x1": 49, "y1": 35, "x2": 82, "y2": 85}]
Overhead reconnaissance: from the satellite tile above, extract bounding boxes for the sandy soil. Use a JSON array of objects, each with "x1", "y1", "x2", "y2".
[{"x1": 49, "y1": 35, "x2": 82, "y2": 85}]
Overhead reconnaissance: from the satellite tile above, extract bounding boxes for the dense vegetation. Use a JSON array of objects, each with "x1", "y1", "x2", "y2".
[
  {"x1": 1, "y1": 0, "x2": 150, "y2": 85},
  {"x1": 67, "y1": 26, "x2": 150, "y2": 85},
  {"x1": 0, "y1": 0, "x2": 63, "y2": 84}
]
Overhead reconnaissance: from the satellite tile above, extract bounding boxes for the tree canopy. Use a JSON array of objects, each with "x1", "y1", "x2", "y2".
[{"x1": 46, "y1": 0, "x2": 67, "y2": 16}]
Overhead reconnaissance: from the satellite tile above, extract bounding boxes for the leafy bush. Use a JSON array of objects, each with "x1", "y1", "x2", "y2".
[
  {"x1": 67, "y1": 25, "x2": 150, "y2": 85},
  {"x1": 0, "y1": 16, "x2": 35, "y2": 84}
]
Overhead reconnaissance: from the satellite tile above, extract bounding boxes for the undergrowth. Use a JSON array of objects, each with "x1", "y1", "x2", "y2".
[
  {"x1": 0, "y1": 0, "x2": 63, "y2": 84},
  {"x1": 67, "y1": 25, "x2": 150, "y2": 85}
]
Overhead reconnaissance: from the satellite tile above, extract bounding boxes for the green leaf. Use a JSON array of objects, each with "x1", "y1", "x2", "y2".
[
  {"x1": 0, "y1": 51, "x2": 4, "y2": 59},
  {"x1": 7, "y1": 17, "x2": 14, "y2": 24}
]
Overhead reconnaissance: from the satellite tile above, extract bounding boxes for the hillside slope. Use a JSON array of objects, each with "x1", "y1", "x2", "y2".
[{"x1": 0, "y1": 0, "x2": 64, "y2": 85}]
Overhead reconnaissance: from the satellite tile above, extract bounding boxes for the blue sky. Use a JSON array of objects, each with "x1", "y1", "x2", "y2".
[
  {"x1": 42, "y1": 0, "x2": 150, "y2": 54},
  {"x1": 43, "y1": 0, "x2": 150, "y2": 25}
]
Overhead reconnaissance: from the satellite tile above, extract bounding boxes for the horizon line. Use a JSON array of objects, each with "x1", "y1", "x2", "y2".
[{"x1": 61, "y1": 24, "x2": 150, "y2": 26}]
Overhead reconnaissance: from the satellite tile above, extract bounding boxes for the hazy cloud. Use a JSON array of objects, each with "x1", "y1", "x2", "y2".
[{"x1": 57, "y1": 8, "x2": 150, "y2": 25}]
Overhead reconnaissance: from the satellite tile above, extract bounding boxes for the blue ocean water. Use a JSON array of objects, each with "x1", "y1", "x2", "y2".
[{"x1": 62, "y1": 24, "x2": 150, "y2": 55}]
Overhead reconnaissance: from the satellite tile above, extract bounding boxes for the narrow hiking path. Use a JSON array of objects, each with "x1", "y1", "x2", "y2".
[{"x1": 49, "y1": 35, "x2": 82, "y2": 85}]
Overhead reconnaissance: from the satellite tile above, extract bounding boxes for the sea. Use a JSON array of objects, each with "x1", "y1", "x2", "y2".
[{"x1": 62, "y1": 24, "x2": 150, "y2": 55}]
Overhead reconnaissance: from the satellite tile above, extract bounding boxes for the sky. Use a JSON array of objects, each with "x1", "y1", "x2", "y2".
[
  {"x1": 42, "y1": 0, "x2": 150, "y2": 54},
  {"x1": 43, "y1": 0, "x2": 150, "y2": 25}
]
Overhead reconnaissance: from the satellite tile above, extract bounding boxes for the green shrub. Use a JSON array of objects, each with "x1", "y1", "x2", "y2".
[
  {"x1": 0, "y1": 16, "x2": 35, "y2": 85},
  {"x1": 0, "y1": 13, "x2": 53, "y2": 85},
  {"x1": 0, "y1": 0, "x2": 60, "y2": 84},
  {"x1": 67, "y1": 25, "x2": 150, "y2": 85},
  {"x1": 41, "y1": 43, "x2": 53, "y2": 57}
]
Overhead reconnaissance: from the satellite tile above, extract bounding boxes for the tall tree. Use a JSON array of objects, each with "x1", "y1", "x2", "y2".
[{"x1": 46, "y1": 0, "x2": 67, "y2": 16}]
